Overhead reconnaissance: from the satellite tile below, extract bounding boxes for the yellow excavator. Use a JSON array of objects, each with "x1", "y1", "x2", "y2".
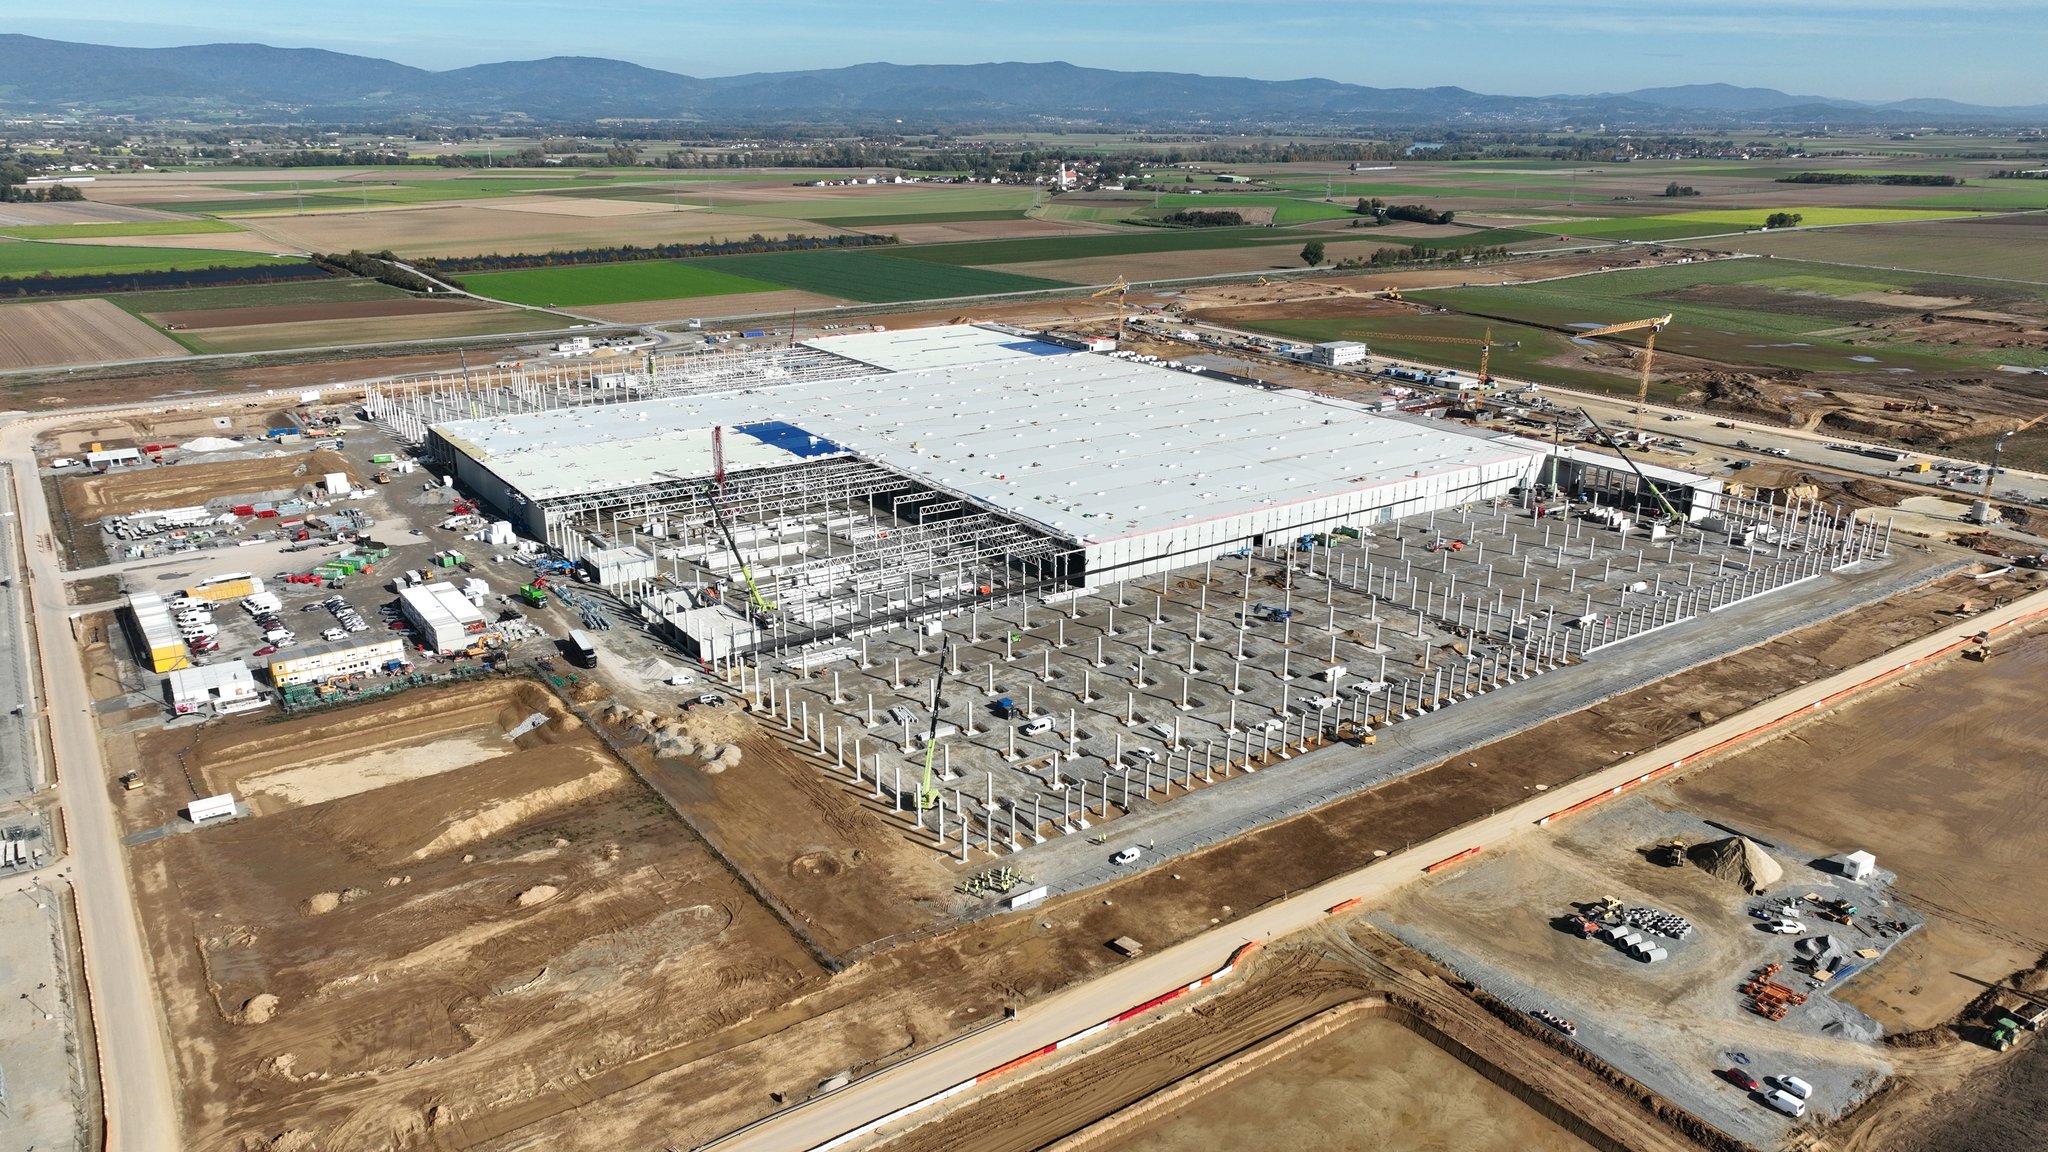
[
  {"x1": 1091, "y1": 276, "x2": 1130, "y2": 343},
  {"x1": 1578, "y1": 314, "x2": 1673, "y2": 434}
]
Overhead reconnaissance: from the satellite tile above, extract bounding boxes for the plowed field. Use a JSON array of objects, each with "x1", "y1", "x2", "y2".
[{"x1": 0, "y1": 298, "x2": 187, "y2": 369}]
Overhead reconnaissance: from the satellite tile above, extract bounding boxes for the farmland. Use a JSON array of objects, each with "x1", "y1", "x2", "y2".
[
  {"x1": 706, "y1": 249, "x2": 1069, "y2": 301},
  {"x1": 0, "y1": 240, "x2": 302, "y2": 277},
  {"x1": 0, "y1": 219, "x2": 244, "y2": 240},
  {"x1": 1549, "y1": 206, "x2": 1980, "y2": 242},
  {"x1": 459, "y1": 262, "x2": 786, "y2": 307},
  {"x1": 1701, "y1": 214, "x2": 2048, "y2": 283},
  {"x1": 0, "y1": 298, "x2": 189, "y2": 369}
]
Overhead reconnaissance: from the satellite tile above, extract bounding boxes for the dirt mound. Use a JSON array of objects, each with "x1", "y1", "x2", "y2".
[
  {"x1": 515, "y1": 885, "x2": 559, "y2": 907},
  {"x1": 239, "y1": 992, "x2": 279, "y2": 1024},
  {"x1": 410, "y1": 762, "x2": 629, "y2": 860},
  {"x1": 1674, "y1": 371, "x2": 1800, "y2": 424},
  {"x1": 1686, "y1": 835, "x2": 1783, "y2": 894},
  {"x1": 302, "y1": 892, "x2": 339, "y2": 916}
]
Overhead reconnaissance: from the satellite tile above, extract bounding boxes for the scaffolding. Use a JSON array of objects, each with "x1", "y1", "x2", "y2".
[{"x1": 364, "y1": 343, "x2": 884, "y2": 443}]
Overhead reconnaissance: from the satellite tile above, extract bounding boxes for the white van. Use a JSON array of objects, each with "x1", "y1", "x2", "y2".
[
  {"x1": 178, "y1": 622, "x2": 219, "y2": 639},
  {"x1": 1111, "y1": 846, "x2": 1142, "y2": 866},
  {"x1": 1762, "y1": 1089, "x2": 1805, "y2": 1118},
  {"x1": 1021, "y1": 716, "x2": 1053, "y2": 736}
]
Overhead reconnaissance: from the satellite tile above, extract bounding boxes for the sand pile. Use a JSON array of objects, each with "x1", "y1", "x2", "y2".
[
  {"x1": 515, "y1": 885, "x2": 559, "y2": 907},
  {"x1": 239, "y1": 993, "x2": 279, "y2": 1024},
  {"x1": 1688, "y1": 835, "x2": 1784, "y2": 894}
]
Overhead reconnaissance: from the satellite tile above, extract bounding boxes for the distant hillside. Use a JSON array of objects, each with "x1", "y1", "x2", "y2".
[{"x1": 1, "y1": 35, "x2": 2043, "y2": 126}]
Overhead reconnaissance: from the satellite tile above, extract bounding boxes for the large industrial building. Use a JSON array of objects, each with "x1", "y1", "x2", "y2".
[{"x1": 372, "y1": 324, "x2": 1720, "y2": 660}]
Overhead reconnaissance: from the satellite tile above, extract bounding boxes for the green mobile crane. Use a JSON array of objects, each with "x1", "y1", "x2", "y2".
[{"x1": 914, "y1": 664, "x2": 947, "y2": 810}]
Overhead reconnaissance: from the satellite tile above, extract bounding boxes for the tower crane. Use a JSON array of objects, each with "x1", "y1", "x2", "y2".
[
  {"x1": 1353, "y1": 328, "x2": 1510, "y2": 387},
  {"x1": 1577, "y1": 314, "x2": 1673, "y2": 435},
  {"x1": 1091, "y1": 277, "x2": 1130, "y2": 344}
]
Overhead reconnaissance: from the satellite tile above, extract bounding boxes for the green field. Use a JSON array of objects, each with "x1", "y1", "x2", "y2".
[
  {"x1": 695, "y1": 187, "x2": 1042, "y2": 222},
  {"x1": 0, "y1": 240, "x2": 301, "y2": 277},
  {"x1": 705, "y1": 250, "x2": 1071, "y2": 302},
  {"x1": 459, "y1": 262, "x2": 785, "y2": 307},
  {"x1": 889, "y1": 228, "x2": 1298, "y2": 267},
  {"x1": 0, "y1": 219, "x2": 244, "y2": 240},
  {"x1": 1896, "y1": 185, "x2": 2048, "y2": 210},
  {"x1": 1150, "y1": 192, "x2": 1358, "y2": 223},
  {"x1": 1552, "y1": 206, "x2": 1979, "y2": 241},
  {"x1": 109, "y1": 277, "x2": 410, "y2": 315},
  {"x1": 1407, "y1": 257, "x2": 2046, "y2": 375}
]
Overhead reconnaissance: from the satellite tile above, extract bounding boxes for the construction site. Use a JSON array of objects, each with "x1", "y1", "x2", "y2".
[{"x1": 36, "y1": 308, "x2": 2048, "y2": 1152}]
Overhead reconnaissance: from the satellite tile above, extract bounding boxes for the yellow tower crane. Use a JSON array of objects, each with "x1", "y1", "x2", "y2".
[
  {"x1": 1577, "y1": 313, "x2": 1673, "y2": 434},
  {"x1": 1091, "y1": 276, "x2": 1130, "y2": 344},
  {"x1": 1352, "y1": 329, "x2": 1505, "y2": 387}
]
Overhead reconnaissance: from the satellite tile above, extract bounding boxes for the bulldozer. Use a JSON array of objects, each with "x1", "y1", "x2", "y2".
[{"x1": 1654, "y1": 838, "x2": 1689, "y2": 867}]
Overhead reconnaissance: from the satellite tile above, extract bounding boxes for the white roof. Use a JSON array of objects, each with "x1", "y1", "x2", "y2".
[
  {"x1": 436, "y1": 340, "x2": 1545, "y2": 543},
  {"x1": 435, "y1": 422, "x2": 803, "y2": 501},
  {"x1": 800, "y1": 325, "x2": 1074, "y2": 372},
  {"x1": 166, "y1": 661, "x2": 254, "y2": 694},
  {"x1": 399, "y1": 583, "x2": 484, "y2": 628}
]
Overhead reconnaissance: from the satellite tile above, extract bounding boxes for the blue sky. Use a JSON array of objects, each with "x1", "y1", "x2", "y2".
[{"x1": 12, "y1": 1, "x2": 2046, "y2": 105}]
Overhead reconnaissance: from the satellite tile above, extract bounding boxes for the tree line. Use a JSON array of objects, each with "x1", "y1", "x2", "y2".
[{"x1": 1776, "y1": 172, "x2": 1962, "y2": 186}]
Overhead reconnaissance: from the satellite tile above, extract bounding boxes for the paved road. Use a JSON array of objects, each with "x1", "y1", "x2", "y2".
[
  {"x1": 0, "y1": 465, "x2": 42, "y2": 797},
  {"x1": 711, "y1": 587, "x2": 2047, "y2": 1152},
  {"x1": 1, "y1": 418, "x2": 180, "y2": 1152}
]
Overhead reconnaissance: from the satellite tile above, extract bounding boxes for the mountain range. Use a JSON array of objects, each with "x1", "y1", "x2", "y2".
[{"x1": 2, "y1": 36, "x2": 2044, "y2": 127}]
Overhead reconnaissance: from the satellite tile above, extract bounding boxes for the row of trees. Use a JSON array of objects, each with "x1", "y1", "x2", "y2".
[
  {"x1": 1776, "y1": 172, "x2": 1962, "y2": 186},
  {"x1": 1663, "y1": 182, "x2": 1701, "y2": 197},
  {"x1": 1156, "y1": 209, "x2": 1246, "y2": 228},
  {"x1": 1301, "y1": 240, "x2": 1511, "y2": 268}
]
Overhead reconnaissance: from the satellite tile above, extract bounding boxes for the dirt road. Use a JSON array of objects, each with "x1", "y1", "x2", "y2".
[
  {"x1": 714, "y1": 588, "x2": 2048, "y2": 1152},
  {"x1": 2, "y1": 415, "x2": 180, "y2": 1151}
]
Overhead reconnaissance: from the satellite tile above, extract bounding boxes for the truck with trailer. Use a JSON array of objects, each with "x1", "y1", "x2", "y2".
[{"x1": 567, "y1": 629, "x2": 599, "y2": 669}]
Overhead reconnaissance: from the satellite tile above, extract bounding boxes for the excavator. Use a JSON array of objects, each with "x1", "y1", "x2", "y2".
[
  {"x1": 1091, "y1": 277, "x2": 1130, "y2": 344},
  {"x1": 1577, "y1": 314, "x2": 1673, "y2": 435}
]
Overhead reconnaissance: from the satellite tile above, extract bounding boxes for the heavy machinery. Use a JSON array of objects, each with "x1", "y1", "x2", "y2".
[
  {"x1": 913, "y1": 664, "x2": 948, "y2": 811},
  {"x1": 1351, "y1": 328, "x2": 1509, "y2": 388},
  {"x1": 518, "y1": 578, "x2": 549, "y2": 608},
  {"x1": 1969, "y1": 412, "x2": 2046, "y2": 524},
  {"x1": 1577, "y1": 313, "x2": 1673, "y2": 434},
  {"x1": 1578, "y1": 408, "x2": 1687, "y2": 525},
  {"x1": 1091, "y1": 277, "x2": 1130, "y2": 344},
  {"x1": 706, "y1": 484, "x2": 775, "y2": 613}
]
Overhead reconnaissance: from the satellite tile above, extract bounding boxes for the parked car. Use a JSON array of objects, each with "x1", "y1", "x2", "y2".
[
  {"x1": 253, "y1": 645, "x2": 278, "y2": 657},
  {"x1": 321, "y1": 628, "x2": 346, "y2": 642},
  {"x1": 1718, "y1": 1068, "x2": 1761, "y2": 1092},
  {"x1": 1769, "y1": 1075, "x2": 1814, "y2": 1101},
  {"x1": 1761, "y1": 1089, "x2": 1806, "y2": 1117}
]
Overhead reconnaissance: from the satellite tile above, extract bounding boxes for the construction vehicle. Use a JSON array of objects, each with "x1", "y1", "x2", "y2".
[
  {"x1": 1993, "y1": 1017, "x2": 2024, "y2": 1051},
  {"x1": 1578, "y1": 408, "x2": 1686, "y2": 524},
  {"x1": 706, "y1": 483, "x2": 775, "y2": 613},
  {"x1": 1654, "y1": 838, "x2": 1688, "y2": 867},
  {"x1": 518, "y1": 578, "x2": 549, "y2": 608},
  {"x1": 119, "y1": 772, "x2": 143, "y2": 791},
  {"x1": 913, "y1": 664, "x2": 948, "y2": 810},
  {"x1": 1090, "y1": 277, "x2": 1131, "y2": 344},
  {"x1": 1256, "y1": 603, "x2": 1294, "y2": 622},
  {"x1": 374, "y1": 470, "x2": 392, "y2": 484},
  {"x1": 1577, "y1": 314, "x2": 1673, "y2": 435},
  {"x1": 1349, "y1": 328, "x2": 1507, "y2": 387}
]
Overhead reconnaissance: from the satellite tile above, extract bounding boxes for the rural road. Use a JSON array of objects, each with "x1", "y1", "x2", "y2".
[
  {"x1": 710, "y1": 585, "x2": 2048, "y2": 1152},
  {"x1": 1, "y1": 417, "x2": 181, "y2": 1152}
]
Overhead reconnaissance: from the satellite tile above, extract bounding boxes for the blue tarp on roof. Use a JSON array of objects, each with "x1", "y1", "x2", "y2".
[
  {"x1": 735, "y1": 421, "x2": 847, "y2": 459},
  {"x1": 1003, "y1": 340, "x2": 1072, "y2": 356}
]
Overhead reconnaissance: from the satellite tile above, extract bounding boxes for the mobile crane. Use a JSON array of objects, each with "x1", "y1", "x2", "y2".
[
  {"x1": 914, "y1": 664, "x2": 947, "y2": 810},
  {"x1": 1579, "y1": 408, "x2": 1686, "y2": 525},
  {"x1": 1577, "y1": 314, "x2": 1673, "y2": 435},
  {"x1": 1970, "y1": 413, "x2": 2047, "y2": 524}
]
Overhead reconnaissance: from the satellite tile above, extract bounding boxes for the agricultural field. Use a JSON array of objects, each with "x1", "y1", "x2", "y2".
[
  {"x1": 890, "y1": 227, "x2": 1298, "y2": 267},
  {"x1": 705, "y1": 249, "x2": 1070, "y2": 302},
  {"x1": 1702, "y1": 214, "x2": 2048, "y2": 283},
  {"x1": 0, "y1": 239, "x2": 302, "y2": 277},
  {"x1": 0, "y1": 219, "x2": 244, "y2": 240},
  {"x1": 0, "y1": 297, "x2": 189, "y2": 370},
  {"x1": 232, "y1": 203, "x2": 844, "y2": 260},
  {"x1": 1547, "y1": 206, "x2": 1981, "y2": 242},
  {"x1": 459, "y1": 261, "x2": 787, "y2": 308},
  {"x1": 1148, "y1": 192, "x2": 1359, "y2": 224}
]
